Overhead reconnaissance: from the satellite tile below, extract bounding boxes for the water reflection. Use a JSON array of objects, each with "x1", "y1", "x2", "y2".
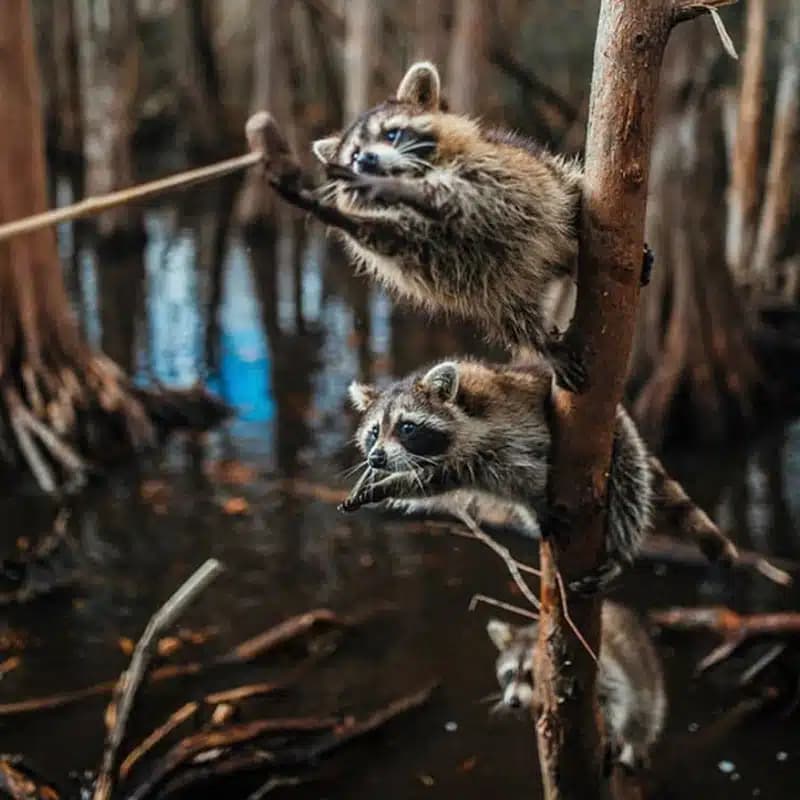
[{"x1": 3, "y1": 182, "x2": 799, "y2": 800}]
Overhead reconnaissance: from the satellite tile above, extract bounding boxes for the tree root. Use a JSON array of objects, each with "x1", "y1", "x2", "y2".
[{"x1": 651, "y1": 605, "x2": 800, "y2": 674}]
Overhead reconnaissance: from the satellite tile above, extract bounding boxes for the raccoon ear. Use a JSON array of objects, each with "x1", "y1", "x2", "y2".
[
  {"x1": 421, "y1": 362, "x2": 459, "y2": 402},
  {"x1": 312, "y1": 136, "x2": 341, "y2": 164},
  {"x1": 348, "y1": 381, "x2": 378, "y2": 412},
  {"x1": 396, "y1": 61, "x2": 441, "y2": 110},
  {"x1": 487, "y1": 619, "x2": 514, "y2": 651}
]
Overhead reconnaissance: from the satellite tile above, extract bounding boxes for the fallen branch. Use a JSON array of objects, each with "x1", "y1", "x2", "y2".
[
  {"x1": 0, "y1": 604, "x2": 393, "y2": 717},
  {"x1": 92, "y1": 559, "x2": 223, "y2": 800},
  {"x1": 149, "y1": 682, "x2": 437, "y2": 799},
  {"x1": 650, "y1": 605, "x2": 800, "y2": 673},
  {"x1": 119, "y1": 702, "x2": 199, "y2": 780},
  {"x1": 0, "y1": 756, "x2": 60, "y2": 800}
]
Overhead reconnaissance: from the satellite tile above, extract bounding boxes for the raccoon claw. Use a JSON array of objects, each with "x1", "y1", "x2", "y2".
[
  {"x1": 548, "y1": 339, "x2": 588, "y2": 394},
  {"x1": 568, "y1": 560, "x2": 622, "y2": 596},
  {"x1": 640, "y1": 243, "x2": 655, "y2": 287}
]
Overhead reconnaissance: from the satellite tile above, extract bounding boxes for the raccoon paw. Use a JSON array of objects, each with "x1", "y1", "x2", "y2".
[
  {"x1": 548, "y1": 338, "x2": 588, "y2": 394},
  {"x1": 568, "y1": 559, "x2": 622, "y2": 596},
  {"x1": 640, "y1": 243, "x2": 655, "y2": 287}
]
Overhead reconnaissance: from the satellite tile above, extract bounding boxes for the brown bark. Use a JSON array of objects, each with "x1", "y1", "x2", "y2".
[
  {"x1": 76, "y1": 0, "x2": 143, "y2": 241},
  {"x1": 0, "y1": 0, "x2": 217, "y2": 493},
  {"x1": 726, "y1": 0, "x2": 766, "y2": 280},
  {"x1": 52, "y1": 0, "x2": 84, "y2": 161},
  {"x1": 751, "y1": 3, "x2": 800, "y2": 281},
  {"x1": 533, "y1": 3, "x2": 735, "y2": 799},
  {"x1": 446, "y1": 0, "x2": 487, "y2": 113},
  {"x1": 630, "y1": 20, "x2": 761, "y2": 448},
  {"x1": 344, "y1": 0, "x2": 381, "y2": 121}
]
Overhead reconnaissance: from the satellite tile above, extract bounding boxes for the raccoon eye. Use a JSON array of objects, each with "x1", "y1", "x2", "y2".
[
  {"x1": 349, "y1": 146, "x2": 361, "y2": 166},
  {"x1": 501, "y1": 667, "x2": 515, "y2": 684},
  {"x1": 383, "y1": 128, "x2": 402, "y2": 145},
  {"x1": 522, "y1": 668, "x2": 533, "y2": 683},
  {"x1": 398, "y1": 420, "x2": 417, "y2": 436}
]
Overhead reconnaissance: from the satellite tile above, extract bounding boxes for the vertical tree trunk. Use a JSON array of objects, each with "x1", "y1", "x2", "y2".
[
  {"x1": 446, "y1": 0, "x2": 486, "y2": 113},
  {"x1": 414, "y1": 0, "x2": 449, "y2": 66},
  {"x1": 76, "y1": 0, "x2": 143, "y2": 242},
  {"x1": 751, "y1": 2, "x2": 800, "y2": 281},
  {"x1": 534, "y1": 3, "x2": 734, "y2": 799},
  {"x1": 174, "y1": 0, "x2": 229, "y2": 158},
  {"x1": 0, "y1": 0, "x2": 154, "y2": 491},
  {"x1": 344, "y1": 0, "x2": 380, "y2": 120},
  {"x1": 726, "y1": 0, "x2": 766, "y2": 280},
  {"x1": 630, "y1": 17, "x2": 761, "y2": 448},
  {"x1": 52, "y1": 0, "x2": 84, "y2": 163}
]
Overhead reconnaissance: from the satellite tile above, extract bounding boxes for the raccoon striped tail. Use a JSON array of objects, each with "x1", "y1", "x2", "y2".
[{"x1": 647, "y1": 456, "x2": 739, "y2": 565}]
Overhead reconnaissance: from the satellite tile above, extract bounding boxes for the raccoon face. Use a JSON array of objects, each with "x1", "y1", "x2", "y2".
[
  {"x1": 487, "y1": 619, "x2": 537, "y2": 712},
  {"x1": 312, "y1": 62, "x2": 443, "y2": 180},
  {"x1": 349, "y1": 362, "x2": 462, "y2": 473}
]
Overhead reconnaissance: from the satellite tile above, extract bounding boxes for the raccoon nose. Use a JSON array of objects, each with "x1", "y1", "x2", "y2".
[
  {"x1": 357, "y1": 151, "x2": 381, "y2": 174},
  {"x1": 368, "y1": 448, "x2": 387, "y2": 468},
  {"x1": 508, "y1": 694, "x2": 522, "y2": 709}
]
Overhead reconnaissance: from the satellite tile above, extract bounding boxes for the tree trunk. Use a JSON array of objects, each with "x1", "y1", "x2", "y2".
[
  {"x1": 534, "y1": 3, "x2": 734, "y2": 799},
  {"x1": 414, "y1": 0, "x2": 449, "y2": 66},
  {"x1": 446, "y1": 0, "x2": 486, "y2": 113},
  {"x1": 726, "y1": 0, "x2": 766, "y2": 281},
  {"x1": 52, "y1": 0, "x2": 84, "y2": 164},
  {"x1": 75, "y1": 0, "x2": 143, "y2": 242},
  {"x1": 751, "y1": 2, "x2": 800, "y2": 281},
  {"x1": 238, "y1": 0, "x2": 294, "y2": 230},
  {"x1": 0, "y1": 0, "x2": 155, "y2": 491},
  {"x1": 629, "y1": 18, "x2": 761, "y2": 449},
  {"x1": 174, "y1": 0, "x2": 229, "y2": 158},
  {"x1": 344, "y1": 0, "x2": 380, "y2": 121}
]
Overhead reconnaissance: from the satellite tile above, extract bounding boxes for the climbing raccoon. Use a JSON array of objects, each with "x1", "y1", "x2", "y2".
[{"x1": 488, "y1": 602, "x2": 667, "y2": 770}]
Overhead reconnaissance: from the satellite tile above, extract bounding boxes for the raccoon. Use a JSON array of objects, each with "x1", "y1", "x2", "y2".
[
  {"x1": 340, "y1": 358, "x2": 652, "y2": 591},
  {"x1": 488, "y1": 602, "x2": 667, "y2": 770},
  {"x1": 256, "y1": 61, "x2": 587, "y2": 390}
]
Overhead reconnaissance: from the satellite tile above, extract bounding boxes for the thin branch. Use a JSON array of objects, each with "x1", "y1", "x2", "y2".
[
  {"x1": 469, "y1": 594, "x2": 540, "y2": 621},
  {"x1": 92, "y1": 559, "x2": 223, "y2": 800},
  {"x1": 456, "y1": 509, "x2": 541, "y2": 611}
]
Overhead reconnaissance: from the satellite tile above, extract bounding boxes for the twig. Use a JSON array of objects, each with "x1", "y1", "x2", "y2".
[
  {"x1": 92, "y1": 559, "x2": 223, "y2": 800},
  {"x1": 738, "y1": 643, "x2": 787, "y2": 686},
  {"x1": 456, "y1": 510, "x2": 541, "y2": 611},
  {"x1": 0, "y1": 604, "x2": 391, "y2": 717},
  {"x1": 247, "y1": 776, "x2": 309, "y2": 800},
  {"x1": 0, "y1": 152, "x2": 262, "y2": 243},
  {"x1": 469, "y1": 594, "x2": 539, "y2": 620},
  {"x1": 128, "y1": 717, "x2": 341, "y2": 800},
  {"x1": 551, "y1": 544, "x2": 599, "y2": 665},
  {"x1": 119, "y1": 702, "x2": 199, "y2": 780}
]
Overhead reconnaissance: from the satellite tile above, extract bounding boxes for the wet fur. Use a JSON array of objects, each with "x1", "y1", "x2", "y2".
[{"x1": 489, "y1": 603, "x2": 667, "y2": 769}]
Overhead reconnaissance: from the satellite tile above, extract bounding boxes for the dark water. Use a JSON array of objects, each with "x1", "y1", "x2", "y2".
[{"x1": 2, "y1": 182, "x2": 800, "y2": 799}]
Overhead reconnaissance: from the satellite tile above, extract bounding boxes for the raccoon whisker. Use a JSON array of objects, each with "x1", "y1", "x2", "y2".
[
  {"x1": 397, "y1": 141, "x2": 436, "y2": 155},
  {"x1": 340, "y1": 460, "x2": 369, "y2": 479},
  {"x1": 488, "y1": 700, "x2": 508, "y2": 717},
  {"x1": 477, "y1": 691, "x2": 502, "y2": 705}
]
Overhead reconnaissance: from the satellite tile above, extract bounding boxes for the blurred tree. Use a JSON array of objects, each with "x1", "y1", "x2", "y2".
[
  {"x1": 751, "y1": 1, "x2": 800, "y2": 283},
  {"x1": 0, "y1": 0, "x2": 156, "y2": 491},
  {"x1": 75, "y1": 0, "x2": 143, "y2": 243},
  {"x1": 174, "y1": 0, "x2": 229, "y2": 158},
  {"x1": 630, "y1": 19, "x2": 762, "y2": 447},
  {"x1": 414, "y1": 0, "x2": 449, "y2": 67},
  {"x1": 344, "y1": 0, "x2": 380, "y2": 120},
  {"x1": 726, "y1": 0, "x2": 766, "y2": 281},
  {"x1": 446, "y1": 0, "x2": 486, "y2": 113}
]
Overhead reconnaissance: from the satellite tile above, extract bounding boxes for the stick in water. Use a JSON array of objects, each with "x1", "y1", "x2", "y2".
[{"x1": 92, "y1": 558, "x2": 224, "y2": 800}]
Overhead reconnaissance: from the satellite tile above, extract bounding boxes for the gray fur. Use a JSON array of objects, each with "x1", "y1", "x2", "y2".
[
  {"x1": 489, "y1": 602, "x2": 667, "y2": 769},
  {"x1": 348, "y1": 358, "x2": 652, "y2": 568},
  {"x1": 311, "y1": 62, "x2": 583, "y2": 381}
]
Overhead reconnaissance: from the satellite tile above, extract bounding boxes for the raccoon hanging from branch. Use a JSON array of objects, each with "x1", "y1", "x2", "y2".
[
  {"x1": 337, "y1": 358, "x2": 738, "y2": 592},
  {"x1": 247, "y1": 62, "x2": 656, "y2": 392}
]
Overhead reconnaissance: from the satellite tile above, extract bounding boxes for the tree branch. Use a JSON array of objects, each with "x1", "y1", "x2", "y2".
[{"x1": 534, "y1": 2, "x2": 737, "y2": 798}]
